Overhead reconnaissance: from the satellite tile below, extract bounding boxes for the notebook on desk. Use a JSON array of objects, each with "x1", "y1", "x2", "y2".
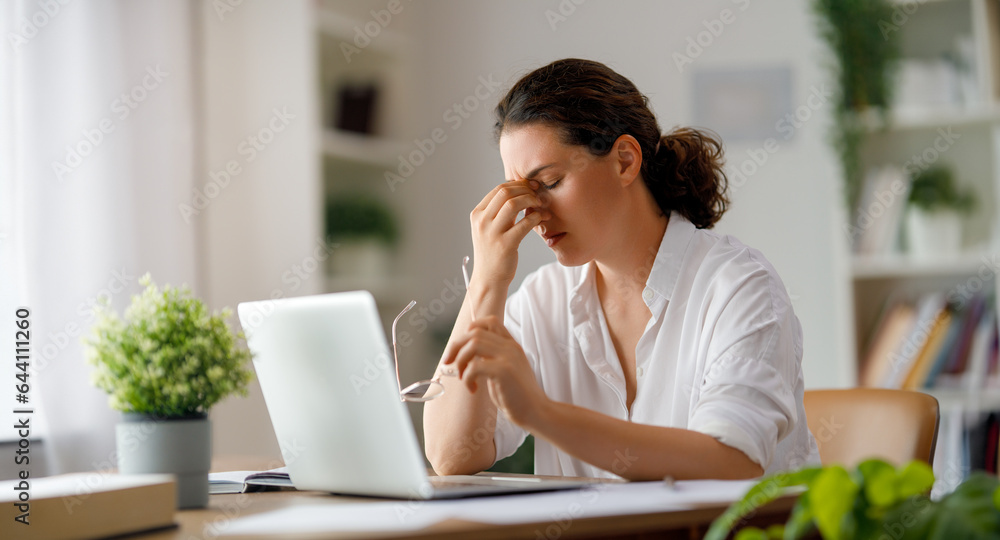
[
  {"x1": 209, "y1": 467, "x2": 294, "y2": 494},
  {"x1": 237, "y1": 291, "x2": 595, "y2": 500}
]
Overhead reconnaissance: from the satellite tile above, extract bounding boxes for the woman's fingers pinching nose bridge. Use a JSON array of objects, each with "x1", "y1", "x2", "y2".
[{"x1": 505, "y1": 178, "x2": 538, "y2": 189}]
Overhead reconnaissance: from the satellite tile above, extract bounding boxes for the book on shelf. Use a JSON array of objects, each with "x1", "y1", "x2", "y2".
[
  {"x1": 987, "y1": 414, "x2": 1000, "y2": 475},
  {"x1": 926, "y1": 294, "x2": 986, "y2": 385},
  {"x1": 967, "y1": 412, "x2": 1000, "y2": 475},
  {"x1": 881, "y1": 293, "x2": 947, "y2": 389},
  {"x1": 961, "y1": 312, "x2": 997, "y2": 391},
  {"x1": 861, "y1": 291, "x2": 999, "y2": 391},
  {"x1": 860, "y1": 300, "x2": 916, "y2": 387},
  {"x1": 920, "y1": 302, "x2": 967, "y2": 388},
  {"x1": 0, "y1": 472, "x2": 175, "y2": 540},
  {"x1": 902, "y1": 309, "x2": 952, "y2": 390},
  {"x1": 938, "y1": 393, "x2": 1000, "y2": 490},
  {"x1": 208, "y1": 466, "x2": 293, "y2": 494},
  {"x1": 945, "y1": 294, "x2": 987, "y2": 376},
  {"x1": 935, "y1": 307, "x2": 997, "y2": 391},
  {"x1": 852, "y1": 165, "x2": 910, "y2": 256},
  {"x1": 987, "y1": 326, "x2": 1000, "y2": 386}
]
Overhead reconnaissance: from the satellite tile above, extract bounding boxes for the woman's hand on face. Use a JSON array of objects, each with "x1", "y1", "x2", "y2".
[
  {"x1": 441, "y1": 315, "x2": 549, "y2": 429},
  {"x1": 469, "y1": 180, "x2": 543, "y2": 288}
]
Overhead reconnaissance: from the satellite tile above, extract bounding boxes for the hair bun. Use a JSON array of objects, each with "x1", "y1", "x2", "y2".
[{"x1": 645, "y1": 128, "x2": 729, "y2": 229}]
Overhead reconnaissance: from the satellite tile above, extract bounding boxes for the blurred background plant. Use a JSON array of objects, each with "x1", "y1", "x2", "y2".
[
  {"x1": 813, "y1": 0, "x2": 901, "y2": 212},
  {"x1": 325, "y1": 192, "x2": 399, "y2": 247},
  {"x1": 908, "y1": 164, "x2": 976, "y2": 214},
  {"x1": 905, "y1": 164, "x2": 975, "y2": 257}
]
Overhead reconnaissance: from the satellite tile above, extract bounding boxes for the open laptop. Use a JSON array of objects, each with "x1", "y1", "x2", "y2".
[{"x1": 237, "y1": 290, "x2": 595, "y2": 499}]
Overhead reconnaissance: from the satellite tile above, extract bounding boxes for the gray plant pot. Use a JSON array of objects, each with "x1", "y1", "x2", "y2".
[{"x1": 116, "y1": 413, "x2": 211, "y2": 509}]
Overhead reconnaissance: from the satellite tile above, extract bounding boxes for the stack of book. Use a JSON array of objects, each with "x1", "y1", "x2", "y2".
[
  {"x1": 967, "y1": 412, "x2": 1000, "y2": 474},
  {"x1": 861, "y1": 292, "x2": 998, "y2": 391},
  {"x1": 0, "y1": 472, "x2": 175, "y2": 539},
  {"x1": 851, "y1": 165, "x2": 910, "y2": 256}
]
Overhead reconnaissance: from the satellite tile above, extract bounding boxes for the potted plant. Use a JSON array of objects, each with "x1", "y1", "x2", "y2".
[
  {"x1": 706, "y1": 459, "x2": 1000, "y2": 539},
  {"x1": 84, "y1": 274, "x2": 254, "y2": 509},
  {"x1": 325, "y1": 192, "x2": 399, "y2": 277},
  {"x1": 906, "y1": 165, "x2": 975, "y2": 258},
  {"x1": 813, "y1": 0, "x2": 900, "y2": 213}
]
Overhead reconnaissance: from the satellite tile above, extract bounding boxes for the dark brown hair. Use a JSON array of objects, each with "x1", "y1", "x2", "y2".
[{"x1": 493, "y1": 59, "x2": 729, "y2": 229}]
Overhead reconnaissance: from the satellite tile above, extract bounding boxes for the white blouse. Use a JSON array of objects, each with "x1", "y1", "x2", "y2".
[{"x1": 496, "y1": 213, "x2": 820, "y2": 478}]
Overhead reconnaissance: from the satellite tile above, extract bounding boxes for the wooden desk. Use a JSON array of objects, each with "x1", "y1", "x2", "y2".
[{"x1": 137, "y1": 485, "x2": 797, "y2": 540}]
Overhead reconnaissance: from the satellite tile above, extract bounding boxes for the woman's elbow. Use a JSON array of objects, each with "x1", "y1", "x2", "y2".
[
  {"x1": 427, "y1": 452, "x2": 494, "y2": 477},
  {"x1": 716, "y1": 452, "x2": 765, "y2": 480},
  {"x1": 430, "y1": 459, "x2": 481, "y2": 477},
  {"x1": 426, "y1": 441, "x2": 496, "y2": 476},
  {"x1": 730, "y1": 462, "x2": 765, "y2": 480}
]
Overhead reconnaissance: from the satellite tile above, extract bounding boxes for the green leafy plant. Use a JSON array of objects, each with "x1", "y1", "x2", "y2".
[
  {"x1": 813, "y1": 0, "x2": 900, "y2": 212},
  {"x1": 84, "y1": 274, "x2": 254, "y2": 418},
  {"x1": 706, "y1": 460, "x2": 1000, "y2": 540},
  {"x1": 884, "y1": 473, "x2": 1000, "y2": 538},
  {"x1": 908, "y1": 165, "x2": 975, "y2": 214},
  {"x1": 325, "y1": 193, "x2": 399, "y2": 246}
]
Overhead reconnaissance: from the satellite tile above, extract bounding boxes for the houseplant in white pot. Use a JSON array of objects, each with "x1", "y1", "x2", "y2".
[
  {"x1": 325, "y1": 192, "x2": 399, "y2": 277},
  {"x1": 84, "y1": 274, "x2": 253, "y2": 508},
  {"x1": 906, "y1": 165, "x2": 975, "y2": 258}
]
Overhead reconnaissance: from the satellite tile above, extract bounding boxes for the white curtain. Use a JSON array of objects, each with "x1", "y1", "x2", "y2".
[{"x1": 1, "y1": 0, "x2": 199, "y2": 474}]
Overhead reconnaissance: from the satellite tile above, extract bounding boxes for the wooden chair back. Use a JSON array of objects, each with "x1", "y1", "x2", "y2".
[{"x1": 804, "y1": 388, "x2": 939, "y2": 467}]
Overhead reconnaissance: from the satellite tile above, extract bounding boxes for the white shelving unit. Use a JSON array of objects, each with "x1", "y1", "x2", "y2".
[
  {"x1": 849, "y1": 0, "x2": 1000, "y2": 487},
  {"x1": 927, "y1": 386, "x2": 1000, "y2": 411},
  {"x1": 314, "y1": 0, "x2": 414, "y2": 309},
  {"x1": 321, "y1": 129, "x2": 408, "y2": 168},
  {"x1": 859, "y1": 104, "x2": 1000, "y2": 131},
  {"x1": 851, "y1": 252, "x2": 991, "y2": 279},
  {"x1": 312, "y1": 3, "x2": 433, "y2": 440},
  {"x1": 852, "y1": 0, "x2": 1000, "y2": 410}
]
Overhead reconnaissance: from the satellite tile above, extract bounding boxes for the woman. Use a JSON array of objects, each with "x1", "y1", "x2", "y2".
[{"x1": 423, "y1": 58, "x2": 819, "y2": 481}]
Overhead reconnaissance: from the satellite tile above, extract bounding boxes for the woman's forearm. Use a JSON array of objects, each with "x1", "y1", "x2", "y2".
[
  {"x1": 422, "y1": 280, "x2": 509, "y2": 475},
  {"x1": 525, "y1": 400, "x2": 764, "y2": 481}
]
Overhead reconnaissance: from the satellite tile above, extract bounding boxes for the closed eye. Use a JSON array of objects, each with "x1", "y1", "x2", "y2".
[{"x1": 541, "y1": 177, "x2": 563, "y2": 190}]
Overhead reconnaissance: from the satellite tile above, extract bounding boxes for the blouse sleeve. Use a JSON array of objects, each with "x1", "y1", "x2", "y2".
[{"x1": 687, "y1": 267, "x2": 803, "y2": 470}]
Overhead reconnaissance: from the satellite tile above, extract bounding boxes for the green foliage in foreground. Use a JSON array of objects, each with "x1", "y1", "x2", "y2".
[
  {"x1": 706, "y1": 459, "x2": 1000, "y2": 540},
  {"x1": 85, "y1": 274, "x2": 254, "y2": 417}
]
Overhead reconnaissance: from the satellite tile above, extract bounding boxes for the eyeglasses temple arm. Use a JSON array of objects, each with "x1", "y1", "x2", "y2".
[
  {"x1": 462, "y1": 256, "x2": 475, "y2": 322},
  {"x1": 392, "y1": 300, "x2": 417, "y2": 400}
]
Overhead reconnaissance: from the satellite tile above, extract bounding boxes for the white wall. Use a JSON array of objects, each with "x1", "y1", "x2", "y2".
[
  {"x1": 399, "y1": 0, "x2": 855, "y2": 389},
  {"x1": 199, "y1": 0, "x2": 321, "y2": 461}
]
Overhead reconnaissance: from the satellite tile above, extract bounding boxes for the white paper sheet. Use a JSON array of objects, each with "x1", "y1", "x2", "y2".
[{"x1": 220, "y1": 479, "x2": 757, "y2": 536}]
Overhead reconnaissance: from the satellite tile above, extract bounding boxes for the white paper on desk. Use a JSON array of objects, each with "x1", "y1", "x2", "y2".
[
  {"x1": 440, "y1": 480, "x2": 758, "y2": 525},
  {"x1": 220, "y1": 479, "x2": 757, "y2": 536}
]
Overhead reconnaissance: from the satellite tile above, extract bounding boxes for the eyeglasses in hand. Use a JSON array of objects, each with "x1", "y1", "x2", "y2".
[{"x1": 392, "y1": 256, "x2": 474, "y2": 402}]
